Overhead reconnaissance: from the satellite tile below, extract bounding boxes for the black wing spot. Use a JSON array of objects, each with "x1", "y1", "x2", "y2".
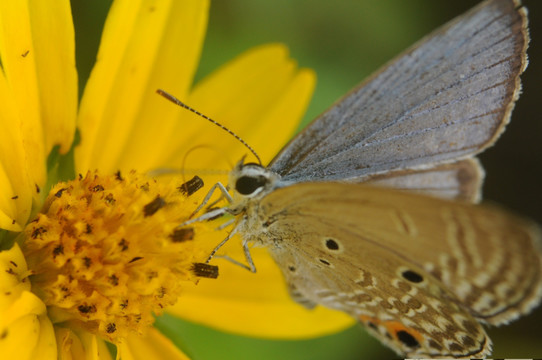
[
  {"x1": 325, "y1": 238, "x2": 339, "y2": 250},
  {"x1": 288, "y1": 265, "x2": 296, "y2": 272},
  {"x1": 396, "y1": 330, "x2": 420, "y2": 348},
  {"x1": 401, "y1": 270, "x2": 424, "y2": 283},
  {"x1": 319, "y1": 259, "x2": 331, "y2": 266}
]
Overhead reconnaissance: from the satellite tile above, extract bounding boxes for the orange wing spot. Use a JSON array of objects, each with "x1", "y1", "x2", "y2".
[
  {"x1": 385, "y1": 321, "x2": 424, "y2": 349},
  {"x1": 359, "y1": 316, "x2": 424, "y2": 348},
  {"x1": 359, "y1": 315, "x2": 374, "y2": 323},
  {"x1": 384, "y1": 321, "x2": 423, "y2": 343}
]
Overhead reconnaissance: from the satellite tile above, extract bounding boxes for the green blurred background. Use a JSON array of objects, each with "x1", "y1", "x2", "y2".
[{"x1": 71, "y1": 0, "x2": 542, "y2": 358}]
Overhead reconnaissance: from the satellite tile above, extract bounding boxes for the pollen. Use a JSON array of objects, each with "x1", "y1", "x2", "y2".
[{"x1": 21, "y1": 171, "x2": 209, "y2": 342}]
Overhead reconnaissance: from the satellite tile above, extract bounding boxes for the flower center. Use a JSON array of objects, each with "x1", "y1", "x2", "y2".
[{"x1": 21, "y1": 171, "x2": 215, "y2": 342}]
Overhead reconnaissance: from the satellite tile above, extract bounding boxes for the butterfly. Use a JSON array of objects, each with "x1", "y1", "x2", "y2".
[{"x1": 160, "y1": 0, "x2": 542, "y2": 358}]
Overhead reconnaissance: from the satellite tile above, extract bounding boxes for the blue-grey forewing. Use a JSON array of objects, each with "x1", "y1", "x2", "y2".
[{"x1": 269, "y1": 0, "x2": 528, "y2": 184}]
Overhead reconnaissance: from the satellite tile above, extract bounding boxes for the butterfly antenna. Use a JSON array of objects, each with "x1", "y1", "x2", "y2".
[{"x1": 156, "y1": 89, "x2": 262, "y2": 166}]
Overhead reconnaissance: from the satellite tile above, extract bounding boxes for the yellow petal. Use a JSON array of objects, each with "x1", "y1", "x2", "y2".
[
  {"x1": 0, "y1": 70, "x2": 33, "y2": 230},
  {"x1": 160, "y1": 44, "x2": 315, "y2": 171},
  {"x1": 76, "y1": 0, "x2": 209, "y2": 175},
  {"x1": 32, "y1": 315, "x2": 57, "y2": 359},
  {"x1": 56, "y1": 327, "x2": 113, "y2": 360},
  {"x1": 0, "y1": 2, "x2": 43, "y2": 188},
  {"x1": 0, "y1": 290, "x2": 47, "y2": 339},
  {"x1": 118, "y1": 327, "x2": 190, "y2": 360},
  {"x1": 169, "y1": 238, "x2": 354, "y2": 339},
  {"x1": 0, "y1": 291, "x2": 55, "y2": 359},
  {"x1": 0, "y1": 243, "x2": 31, "y2": 307},
  {"x1": 56, "y1": 327, "x2": 85, "y2": 360},
  {"x1": 0, "y1": 0, "x2": 77, "y2": 191},
  {"x1": 248, "y1": 68, "x2": 316, "y2": 166},
  {"x1": 28, "y1": 0, "x2": 78, "y2": 155},
  {"x1": 0, "y1": 244, "x2": 56, "y2": 358},
  {"x1": 0, "y1": 311, "x2": 56, "y2": 360}
]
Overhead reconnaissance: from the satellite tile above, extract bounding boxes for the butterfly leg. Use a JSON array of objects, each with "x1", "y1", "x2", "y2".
[
  {"x1": 209, "y1": 222, "x2": 257, "y2": 273},
  {"x1": 204, "y1": 224, "x2": 238, "y2": 263},
  {"x1": 215, "y1": 251, "x2": 256, "y2": 273},
  {"x1": 190, "y1": 181, "x2": 232, "y2": 218},
  {"x1": 216, "y1": 218, "x2": 236, "y2": 231},
  {"x1": 240, "y1": 237, "x2": 257, "y2": 273},
  {"x1": 177, "y1": 206, "x2": 228, "y2": 227},
  {"x1": 205, "y1": 192, "x2": 229, "y2": 212}
]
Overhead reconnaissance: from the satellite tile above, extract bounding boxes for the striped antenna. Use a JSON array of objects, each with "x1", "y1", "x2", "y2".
[{"x1": 156, "y1": 89, "x2": 262, "y2": 166}]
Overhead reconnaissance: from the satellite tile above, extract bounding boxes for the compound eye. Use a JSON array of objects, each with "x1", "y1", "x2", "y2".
[{"x1": 235, "y1": 175, "x2": 267, "y2": 195}]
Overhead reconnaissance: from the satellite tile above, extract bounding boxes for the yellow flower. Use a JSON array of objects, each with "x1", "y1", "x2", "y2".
[{"x1": 0, "y1": 0, "x2": 353, "y2": 358}]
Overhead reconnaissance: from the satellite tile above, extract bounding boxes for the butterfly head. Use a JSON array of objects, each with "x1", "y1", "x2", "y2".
[{"x1": 229, "y1": 159, "x2": 279, "y2": 199}]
